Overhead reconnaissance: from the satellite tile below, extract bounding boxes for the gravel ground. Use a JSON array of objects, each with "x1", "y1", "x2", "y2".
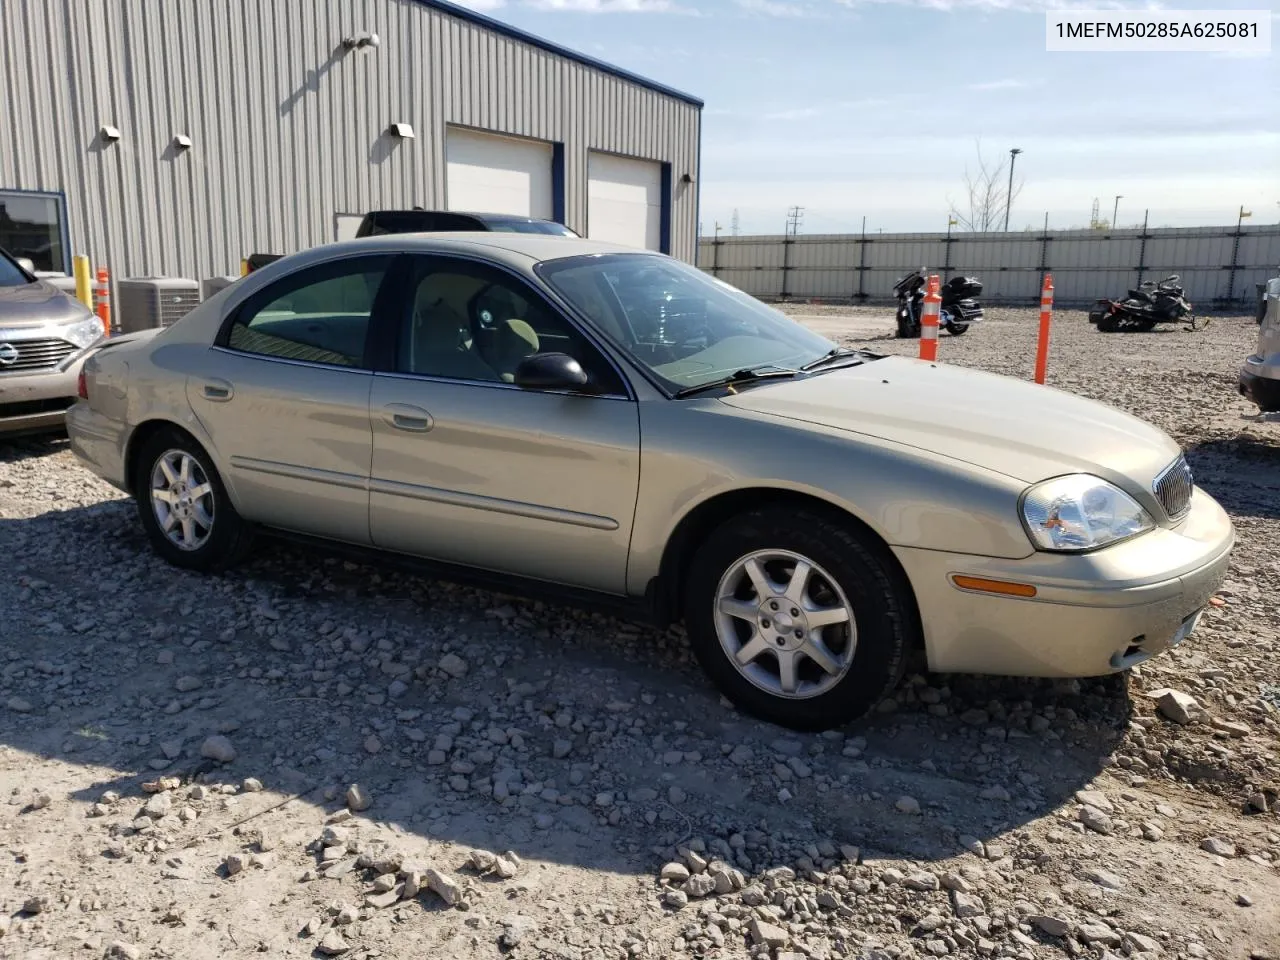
[{"x1": 0, "y1": 306, "x2": 1277, "y2": 960}]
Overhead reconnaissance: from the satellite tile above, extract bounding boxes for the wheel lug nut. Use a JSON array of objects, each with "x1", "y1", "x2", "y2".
[
  {"x1": 770, "y1": 601, "x2": 779, "y2": 611},
  {"x1": 790, "y1": 608, "x2": 799, "y2": 617},
  {"x1": 761, "y1": 619, "x2": 770, "y2": 629},
  {"x1": 795, "y1": 630, "x2": 803, "y2": 639}
]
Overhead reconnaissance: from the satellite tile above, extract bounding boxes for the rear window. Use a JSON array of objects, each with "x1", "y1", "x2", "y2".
[
  {"x1": 482, "y1": 218, "x2": 577, "y2": 237},
  {"x1": 0, "y1": 253, "x2": 31, "y2": 287}
]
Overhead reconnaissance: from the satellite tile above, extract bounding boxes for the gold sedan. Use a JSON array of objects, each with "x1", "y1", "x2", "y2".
[{"x1": 66, "y1": 234, "x2": 1234, "y2": 731}]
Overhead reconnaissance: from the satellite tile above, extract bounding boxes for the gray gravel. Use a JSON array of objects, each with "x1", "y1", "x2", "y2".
[{"x1": 0, "y1": 306, "x2": 1277, "y2": 959}]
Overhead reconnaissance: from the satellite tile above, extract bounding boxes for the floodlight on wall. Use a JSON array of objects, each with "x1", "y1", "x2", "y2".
[
  {"x1": 681, "y1": 173, "x2": 695, "y2": 184},
  {"x1": 387, "y1": 122, "x2": 415, "y2": 139},
  {"x1": 172, "y1": 134, "x2": 192, "y2": 150},
  {"x1": 100, "y1": 125, "x2": 121, "y2": 142},
  {"x1": 342, "y1": 30, "x2": 380, "y2": 50}
]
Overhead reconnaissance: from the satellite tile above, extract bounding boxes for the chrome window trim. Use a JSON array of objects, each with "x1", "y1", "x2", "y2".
[
  {"x1": 370, "y1": 367, "x2": 631, "y2": 402},
  {"x1": 210, "y1": 344, "x2": 373, "y2": 374}
]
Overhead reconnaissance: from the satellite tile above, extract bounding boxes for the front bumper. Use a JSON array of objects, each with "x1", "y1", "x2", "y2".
[
  {"x1": 1239, "y1": 365, "x2": 1280, "y2": 413},
  {"x1": 0, "y1": 357, "x2": 91, "y2": 437},
  {"x1": 894, "y1": 487, "x2": 1235, "y2": 677}
]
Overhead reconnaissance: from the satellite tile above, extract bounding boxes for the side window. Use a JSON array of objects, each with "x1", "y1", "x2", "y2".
[
  {"x1": 224, "y1": 256, "x2": 392, "y2": 368},
  {"x1": 397, "y1": 258, "x2": 626, "y2": 394}
]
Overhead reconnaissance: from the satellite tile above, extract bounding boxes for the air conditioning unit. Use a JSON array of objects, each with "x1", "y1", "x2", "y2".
[
  {"x1": 116, "y1": 278, "x2": 201, "y2": 334},
  {"x1": 200, "y1": 275, "x2": 240, "y2": 300}
]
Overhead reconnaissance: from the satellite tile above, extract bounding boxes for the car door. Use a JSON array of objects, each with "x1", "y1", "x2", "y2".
[
  {"x1": 186, "y1": 254, "x2": 397, "y2": 545},
  {"x1": 367, "y1": 254, "x2": 640, "y2": 593}
]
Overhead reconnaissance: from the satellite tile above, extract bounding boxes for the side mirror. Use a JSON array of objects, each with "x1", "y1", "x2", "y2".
[
  {"x1": 15, "y1": 257, "x2": 36, "y2": 274},
  {"x1": 513, "y1": 352, "x2": 591, "y2": 392}
]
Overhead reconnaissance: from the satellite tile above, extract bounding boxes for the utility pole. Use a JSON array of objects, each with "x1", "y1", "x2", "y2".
[
  {"x1": 1004, "y1": 147, "x2": 1023, "y2": 232},
  {"x1": 785, "y1": 206, "x2": 804, "y2": 237},
  {"x1": 1112, "y1": 195, "x2": 1123, "y2": 229}
]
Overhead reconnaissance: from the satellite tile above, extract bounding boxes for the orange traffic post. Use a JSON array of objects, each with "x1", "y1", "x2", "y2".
[
  {"x1": 1034, "y1": 273, "x2": 1054, "y2": 384},
  {"x1": 918, "y1": 274, "x2": 941, "y2": 362},
  {"x1": 95, "y1": 267, "x2": 111, "y2": 338}
]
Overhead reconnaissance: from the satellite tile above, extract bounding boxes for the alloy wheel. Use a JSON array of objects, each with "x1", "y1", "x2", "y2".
[
  {"x1": 150, "y1": 449, "x2": 215, "y2": 551},
  {"x1": 713, "y1": 548, "x2": 857, "y2": 700}
]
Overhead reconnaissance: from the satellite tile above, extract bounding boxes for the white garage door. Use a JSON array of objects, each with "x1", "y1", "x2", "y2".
[
  {"x1": 587, "y1": 152, "x2": 663, "y2": 251},
  {"x1": 445, "y1": 127, "x2": 553, "y2": 219}
]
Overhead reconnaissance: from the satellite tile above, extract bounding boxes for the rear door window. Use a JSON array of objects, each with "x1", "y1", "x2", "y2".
[{"x1": 222, "y1": 256, "x2": 395, "y2": 368}]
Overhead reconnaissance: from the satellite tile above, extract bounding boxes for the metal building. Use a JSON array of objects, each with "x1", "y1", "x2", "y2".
[{"x1": 0, "y1": 0, "x2": 703, "y2": 282}]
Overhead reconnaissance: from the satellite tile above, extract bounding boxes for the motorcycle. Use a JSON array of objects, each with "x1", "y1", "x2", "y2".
[
  {"x1": 893, "y1": 269, "x2": 984, "y2": 339},
  {"x1": 1089, "y1": 274, "x2": 1196, "y2": 332}
]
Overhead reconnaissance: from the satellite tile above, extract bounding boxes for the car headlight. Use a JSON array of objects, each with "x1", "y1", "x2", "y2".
[
  {"x1": 61, "y1": 314, "x2": 106, "y2": 350},
  {"x1": 1021, "y1": 474, "x2": 1154, "y2": 552}
]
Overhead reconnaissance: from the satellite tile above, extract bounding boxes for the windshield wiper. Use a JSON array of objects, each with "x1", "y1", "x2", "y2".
[
  {"x1": 674, "y1": 365, "x2": 799, "y2": 398},
  {"x1": 799, "y1": 348, "x2": 865, "y2": 372}
]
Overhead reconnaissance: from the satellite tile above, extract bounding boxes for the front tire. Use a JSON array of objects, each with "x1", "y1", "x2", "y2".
[
  {"x1": 684, "y1": 507, "x2": 915, "y2": 731},
  {"x1": 134, "y1": 427, "x2": 252, "y2": 572},
  {"x1": 947, "y1": 323, "x2": 969, "y2": 336}
]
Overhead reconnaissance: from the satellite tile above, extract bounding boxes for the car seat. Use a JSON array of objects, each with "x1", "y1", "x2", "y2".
[
  {"x1": 408, "y1": 300, "x2": 501, "y2": 382},
  {"x1": 484, "y1": 319, "x2": 541, "y2": 382}
]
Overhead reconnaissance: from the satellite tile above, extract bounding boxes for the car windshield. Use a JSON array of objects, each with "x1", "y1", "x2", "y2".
[
  {"x1": 537, "y1": 253, "x2": 836, "y2": 392},
  {"x1": 0, "y1": 252, "x2": 32, "y2": 287}
]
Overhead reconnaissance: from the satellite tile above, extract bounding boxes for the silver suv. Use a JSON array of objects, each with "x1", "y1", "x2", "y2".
[
  {"x1": 1240, "y1": 271, "x2": 1280, "y2": 414},
  {"x1": 0, "y1": 248, "x2": 106, "y2": 437}
]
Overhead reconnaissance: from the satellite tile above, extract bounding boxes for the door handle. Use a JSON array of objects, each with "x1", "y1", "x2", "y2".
[
  {"x1": 382, "y1": 403, "x2": 433, "y2": 432},
  {"x1": 202, "y1": 379, "x2": 234, "y2": 402}
]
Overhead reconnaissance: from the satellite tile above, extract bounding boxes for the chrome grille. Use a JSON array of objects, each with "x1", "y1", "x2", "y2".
[
  {"x1": 1153, "y1": 454, "x2": 1194, "y2": 520},
  {"x1": 0, "y1": 337, "x2": 78, "y2": 373}
]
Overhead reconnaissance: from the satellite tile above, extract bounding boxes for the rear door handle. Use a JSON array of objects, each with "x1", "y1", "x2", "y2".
[
  {"x1": 382, "y1": 403, "x2": 433, "y2": 432},
  {"x1": 202, "y1": 379, "x2": 234, "y2": 402}
]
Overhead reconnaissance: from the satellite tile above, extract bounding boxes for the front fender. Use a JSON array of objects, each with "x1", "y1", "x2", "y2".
[{"x1": 627, "y1": 399, "x2": 1032, "y2": 596}]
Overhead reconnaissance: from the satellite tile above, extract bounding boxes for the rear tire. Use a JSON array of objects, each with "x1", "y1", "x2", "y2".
[
  {"x1": 134, "y1": 427, "x2": 252, "y2": 573},
  {"x1": 947, "y1": 323, "x2": 969, "y2": 336},
  {"x1": 683, "y1": 506, "x2": 915, "y2": 731}
]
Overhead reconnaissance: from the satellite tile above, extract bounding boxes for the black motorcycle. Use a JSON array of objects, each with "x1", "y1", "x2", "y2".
[
  {"x1": 1089, "y1": 275, "x2": 1196, "y2": 332},
  {"x1": 893, "y1": 269, "x2": 984, "y2": 339}
]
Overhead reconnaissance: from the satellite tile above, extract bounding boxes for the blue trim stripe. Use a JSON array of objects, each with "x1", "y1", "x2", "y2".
[
  {"x1": 551, "y1": 142, "x2": 566, "y2": 225},
  {"x1": 659, "y1": 163, "x2": 672, "y2": 255},
  {"x1": 410, "y1": 0, "x2": 704, "y2": 108}
]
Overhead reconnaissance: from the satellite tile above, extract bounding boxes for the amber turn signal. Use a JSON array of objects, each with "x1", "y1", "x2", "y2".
[{"x1": 951, "y1": 575, "x2": 1037, "y2": 599}]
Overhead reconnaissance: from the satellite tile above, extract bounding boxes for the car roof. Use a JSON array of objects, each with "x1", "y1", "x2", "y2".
[{"x1": 312, "y1": 232, "x2": 662, "y2": 266}]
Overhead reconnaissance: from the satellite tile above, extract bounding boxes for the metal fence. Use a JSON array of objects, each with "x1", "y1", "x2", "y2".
[{"x1": 696, "y1": 224, "x2": 1280, "y2": 307}]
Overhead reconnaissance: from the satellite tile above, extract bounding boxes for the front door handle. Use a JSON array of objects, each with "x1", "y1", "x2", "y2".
[
  {"x1": 382, "y1": 403, "x2": 433, "y2": 432},
  {"x1": 202, "y1": 379, "x2": 234, "y2": 402}
]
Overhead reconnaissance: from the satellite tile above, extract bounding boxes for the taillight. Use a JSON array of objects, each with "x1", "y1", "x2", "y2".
[{"x1": 77, "y1": 370, "x2": 88, "y2": 400}]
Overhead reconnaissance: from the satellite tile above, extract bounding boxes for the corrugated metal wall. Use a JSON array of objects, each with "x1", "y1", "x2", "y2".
[
  {"x1": 698, "y1": 226, "x2": 1280, "y2": 307},
  {"x1": 0, "y1": 0, "x2": 701, "y2": 279}
]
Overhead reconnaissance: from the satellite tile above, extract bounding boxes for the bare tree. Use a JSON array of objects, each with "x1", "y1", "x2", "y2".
[{"x1": 947, "y1": 140, "x2": 1024, "y2": 233}]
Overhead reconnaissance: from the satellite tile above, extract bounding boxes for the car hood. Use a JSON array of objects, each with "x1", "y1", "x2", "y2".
[
  {"x1": 718, "y1": 356, "x2": 1182, "y2": 487},
  {"x1": 0, "y1": 280, "x2": 92, "y2": 328}
]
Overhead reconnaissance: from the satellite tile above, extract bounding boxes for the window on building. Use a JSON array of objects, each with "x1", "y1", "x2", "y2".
[{"x1": 0, "y1": 191, "x2": 69, "y2": 274}]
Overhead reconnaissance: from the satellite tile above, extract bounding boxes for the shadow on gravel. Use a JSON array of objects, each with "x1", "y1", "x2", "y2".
[
  {"x1": 0, "y1": 433, "x2": 70, "y2": 462},
  {"x1": 1185, "y1": 434, "x2": 1280, "y2": 521},
  {"x1": 2, "y1": 500, "x2": 1130, "y2": 881}
]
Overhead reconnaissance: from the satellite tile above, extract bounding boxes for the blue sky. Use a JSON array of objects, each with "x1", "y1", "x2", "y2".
[{"x1": 453, "y1": 0, "x2": 1278, "y2": 235}]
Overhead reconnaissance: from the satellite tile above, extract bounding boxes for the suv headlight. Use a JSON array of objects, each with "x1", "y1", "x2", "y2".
[
  {"x1": 61, "y1": 314, "x2": 105, "y2": 350},
  {"x1": 1021, "y1": 474, "x2": 1154, "y2": 552}
]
